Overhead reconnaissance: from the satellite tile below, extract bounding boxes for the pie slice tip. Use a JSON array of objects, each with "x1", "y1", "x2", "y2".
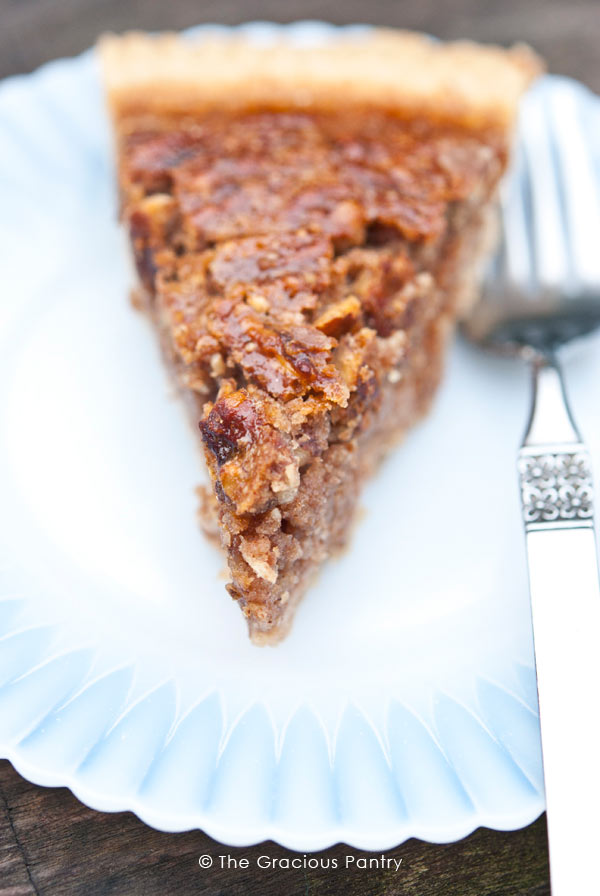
[{"x1": 98, "y1": 29, "x2": 541, "y2": 643}]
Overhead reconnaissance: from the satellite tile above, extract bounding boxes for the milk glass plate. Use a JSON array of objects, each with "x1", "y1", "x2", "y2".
[{"x1": 1, "y1": 21, "x2": 599, "y2": 850}]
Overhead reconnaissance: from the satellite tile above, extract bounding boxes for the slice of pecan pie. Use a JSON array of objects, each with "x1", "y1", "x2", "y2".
[{"x1": 99, "y1": 30, "x2": 540, "y2": 642}]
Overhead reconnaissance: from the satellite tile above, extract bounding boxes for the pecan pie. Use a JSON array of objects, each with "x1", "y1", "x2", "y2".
[{"x1": 99, "y1": 30, "x2": 540, "y2": 642}]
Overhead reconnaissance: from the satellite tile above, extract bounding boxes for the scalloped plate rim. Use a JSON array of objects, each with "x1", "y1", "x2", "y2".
[
  {"x1": 5, "y1": 20, "x2": 596, "y2": 850},
  {"x1": 2, "y1": 744, "x2": 545, "y2": 850}
]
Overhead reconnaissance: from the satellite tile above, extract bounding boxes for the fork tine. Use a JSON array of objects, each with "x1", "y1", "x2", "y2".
[
  {"x1": 466, "y1": 78, "x2": 600, "y2": 355},
  {"x1": 519, "y1": 88, "x2": 570, "y2": 292},
  {"x1": 547, "y1": 81, "x2": 600, "y2": 289},
  {"x1": 499, "y1": 143, "x2": 534, "y2": 291}
]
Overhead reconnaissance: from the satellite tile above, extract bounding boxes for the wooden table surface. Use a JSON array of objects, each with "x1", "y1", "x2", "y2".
[{"x1": 2, "y1": 1, "x2": 598, "y2": 893}]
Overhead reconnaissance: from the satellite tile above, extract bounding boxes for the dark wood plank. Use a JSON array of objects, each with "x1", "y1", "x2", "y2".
[
  {"x1": 0, "y1": 777, "x2": 36, "y2": 896},
  {"x1": 0, "y1": 759, "x2": 549, "y2": 895},
  {"x1": 0, "y1": 0, "x2": 582, "y2": 891},
  {"x1": 2, "y1": 0, "x2": 600, "y2": 92}
]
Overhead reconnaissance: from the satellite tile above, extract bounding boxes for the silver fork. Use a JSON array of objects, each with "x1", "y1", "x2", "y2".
[{"x1": 462, "y1": 76, "x2": 600, "y2": 895}]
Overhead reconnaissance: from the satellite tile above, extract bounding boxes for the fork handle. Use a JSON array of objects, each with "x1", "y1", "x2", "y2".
[{"x1": 518, "y1": 355, "x2": 600, "y2": 895}]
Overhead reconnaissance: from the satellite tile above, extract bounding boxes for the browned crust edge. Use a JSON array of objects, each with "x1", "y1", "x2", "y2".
[{"x1": 98, "y1": 28, "x2": 542, "y2": 131}]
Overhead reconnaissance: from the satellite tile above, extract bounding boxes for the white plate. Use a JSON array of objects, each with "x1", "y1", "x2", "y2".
[{"x1": 1, "y1": 22, "x2": 600, "y2": 850}]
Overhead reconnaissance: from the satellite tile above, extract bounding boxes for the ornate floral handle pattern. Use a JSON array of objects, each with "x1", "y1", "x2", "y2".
[
  {"x1": 516, "y1": 357, "x2": 600, "y2": 896},
  {"x1": 518, "y1": 447, "x2": 594, "y2": 528}
]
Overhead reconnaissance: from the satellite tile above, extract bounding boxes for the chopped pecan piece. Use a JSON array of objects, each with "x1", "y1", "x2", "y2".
[
  {"x1": 314, "y1": 295, "x2": 362, "y2": 338},
  {"x1": 103, "y1": 27, "x2": 538, "y2": 641},
  {"x1": 200, "y1": 387, "x2": 300, "y2": 514}
]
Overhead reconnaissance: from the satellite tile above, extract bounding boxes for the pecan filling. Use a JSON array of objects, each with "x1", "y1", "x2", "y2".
[{"x1": 118, "y1": 109, "x2": 505, "y2": 641}]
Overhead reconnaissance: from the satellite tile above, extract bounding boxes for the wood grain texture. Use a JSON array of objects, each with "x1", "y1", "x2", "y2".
[
  {"x1": 1, "y1": 0, "x2": 600, "y2": 92},
  {"x1": 1, "y1": 0, "x2": 593, "y2": 892},
  {"x1": 0, "y1": 761, "x2": 549, "y2": 896}
]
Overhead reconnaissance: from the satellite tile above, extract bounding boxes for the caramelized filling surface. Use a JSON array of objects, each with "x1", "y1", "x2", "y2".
[{"x1": 118, "y1": 109, "x2": 504, "y2": 638}]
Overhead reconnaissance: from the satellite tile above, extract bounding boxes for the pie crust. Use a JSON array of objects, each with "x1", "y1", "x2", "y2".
[{"x1": 99, "y1": 30, "x2": 541, "y2": 642}]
